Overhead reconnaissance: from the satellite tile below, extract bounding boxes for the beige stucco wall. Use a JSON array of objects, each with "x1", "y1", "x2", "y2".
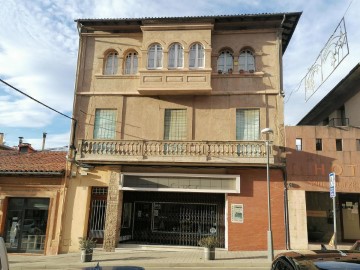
[
  {"x1": 288, "y1": 189, "x2": 308, "y2": 250},
  {"x1": 60, "y1": 166, "x2": 111, "y2": 253}
]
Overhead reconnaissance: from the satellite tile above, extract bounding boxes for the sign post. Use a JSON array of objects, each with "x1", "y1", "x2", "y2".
[{"x1": 329, "y1": 172, "x2": 337, "y2": 249}]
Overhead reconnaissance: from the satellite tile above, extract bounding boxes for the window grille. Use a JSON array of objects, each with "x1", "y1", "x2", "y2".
[
  {"x1": 164, "y1": 109, "x2": 187, "y2": 140},
  {"x1": 92, "y1": 187, "x2": 108, "y2": 195},
  {"x1": 236, "y1": 109, "x2": 259, "y2": 140},
  {"x1": 93, "y1": 109, "x2": 116, "y2": 139}
]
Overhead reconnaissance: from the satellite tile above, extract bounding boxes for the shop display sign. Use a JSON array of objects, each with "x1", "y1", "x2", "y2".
[{"x1": 231, "y1": 204, "x2": 243, "y2": 223}]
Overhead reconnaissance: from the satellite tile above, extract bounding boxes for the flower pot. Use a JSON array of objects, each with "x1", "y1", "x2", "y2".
[
  {"x1": 204, "y1": 247, "x2": 215, "y2": 260},
  {"x1": 80, "y1": 249, "x2": 93, "y2": 262}
]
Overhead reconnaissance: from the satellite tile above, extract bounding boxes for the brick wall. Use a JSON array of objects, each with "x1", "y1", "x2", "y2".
[{"x1": 227, "y1": 168, "x2": 286, "y2": 251}]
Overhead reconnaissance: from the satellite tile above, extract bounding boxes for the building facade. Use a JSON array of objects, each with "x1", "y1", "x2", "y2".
[
  {"x1": 0, "y1": 143, "x2": 67, "y2": 255},
  {"x1": 63, "y1": 13, "x2": 301, "y2": 253},
  {"x1": 286, "y1": 64, "x2": 360, "y2": 249}
]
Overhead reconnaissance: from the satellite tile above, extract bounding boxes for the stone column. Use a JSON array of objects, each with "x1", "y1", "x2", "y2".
[{"x1": 103, "y1": 168, "x2": 123, "y2": 252}]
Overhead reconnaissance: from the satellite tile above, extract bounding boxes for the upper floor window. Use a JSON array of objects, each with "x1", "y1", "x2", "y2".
[
  {"x1": 147, "y1": 43, "x2": 163, "y2": 69},
  {"x1": 239, "y1": 49, "x2": 255, "y2": 72},
  {"x1": 217, "y1": 50, "x2": 233, "y2": 74},
  {"x1": 189, "y1": 43, "x2": 204, "y2": 69},
  {"x1": 357, "y1": 139, "x2": 360, "y2": 151},
  {"x1": 336, "y1": 139, "x2": 342, "y2": 151},
  {"x1": 124, "y1": 52, "x2": 138, "y2": 74},
  {"x1": 316, "y1": 138, "x2": 322, "y2": 151},
  {"x1": 164, "y1": 109, "x2": 187, "y2": 140},
  {"x1": 236, "y1": 109, "x2": 259, "y2": 140},
  {"x1": 168, "y1": 43, "x2": 184, "y2": 68},
  {"x1": 93, "y1": 109, "x2": 116, "y2": 139},
  {"x1": 296, "y1": 138, "x2": 302, "y2": 151},
  {"x1": 104, "y1": 51, "x2": 118, "y2": 75}
]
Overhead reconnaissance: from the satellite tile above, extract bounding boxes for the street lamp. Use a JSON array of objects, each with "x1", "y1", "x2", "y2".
[{"x1": 261, "y1": 127, "x2": 274, "y2": 262}]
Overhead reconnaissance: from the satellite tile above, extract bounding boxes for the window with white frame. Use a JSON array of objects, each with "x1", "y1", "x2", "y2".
[
  {"x1": 104, "y1": 51, "x2": 118, "y2": 75},
  {"x1": 168, "y1": 43, "x2": 184, "y2": 68},
  {"x1": 164, "y1": 109, "x2": 187, "y2": 140},
  {"x1": 124, "y1": 52, "x2": 138, "y2": 74},
  {"x1": 147, "y1": 43, "x2": 163, "y2": 69},
  {"x1": 189, "y1": 43, "x2": 204, "y2": 69},
  {"x1": 217, "y1": 50, "x2": 233, "y2": 74},
  {"x1": 239, "y1": 49, "x2": 255, "y2": 72},
  {"x1": 93, "y1": 109, "x2": 117, "y2": 139},
  {"x1": 295, "y1": 138, "x2": 302, "y2": 151},
  {"x1": 236, "y1": 109, "x2": 260, "y2": 140}
]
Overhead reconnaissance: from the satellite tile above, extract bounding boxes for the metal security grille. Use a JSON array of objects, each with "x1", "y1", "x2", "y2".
[
  {"x1": 125, "y1": 192, "x2": 225, "y2": 248},
  {"x1": 236, "y1": 109, "x2": 259, "y2": 140},
  {"x1": 88, "y1": 187, "x2": 108, "y2": 241},
  {"x1": 93, "y1": 109, "x2": 116, "y2": 139},
  {"x1": 164, "y1": 109, "x2": 187, "y2": 140}
]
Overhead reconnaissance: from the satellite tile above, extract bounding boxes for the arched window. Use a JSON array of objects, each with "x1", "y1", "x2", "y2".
[
  {"x1": 124, "y1": 52, "x2": 138, "y2": 74},
  {"x1": 217, "y1": 50, "x2": 233, "y2": 74},
  {"x1": 148, "y1": 43, "x2": 163, "y2": 69},
  {"x1": 189, "y1": 43, "x2": 204, "y2": 69},
  {"x1": 104, "y1": 51, "x2": 118, "y2": 75},
  {"x1": 168, "y1": 43, "x2": 184, "y2": 68},
  {"x1": 239, "y1": 49, "x2": 255, "y2": 72}
]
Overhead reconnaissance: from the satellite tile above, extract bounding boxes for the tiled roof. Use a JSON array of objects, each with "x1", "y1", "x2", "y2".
[{"x1": 0, "y1": 150, "x2": 66, "y2": 175}]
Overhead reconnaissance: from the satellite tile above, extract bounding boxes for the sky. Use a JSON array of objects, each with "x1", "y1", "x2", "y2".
[{"x1": 0, "y1": 0, "x2": 359, "y2": 150}]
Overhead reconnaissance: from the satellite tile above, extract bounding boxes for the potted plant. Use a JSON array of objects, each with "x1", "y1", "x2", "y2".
[
  {"x1": 198, "y1": 235, "x2": 218, "y2": 260},
  {"x1": 79, "y1": 237, "x2": 97, "y2": 262}
]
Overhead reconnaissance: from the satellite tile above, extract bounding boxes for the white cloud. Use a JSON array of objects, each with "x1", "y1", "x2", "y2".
[{"x1": 0, "y1": 0, "x2": 359, "y2": 146}]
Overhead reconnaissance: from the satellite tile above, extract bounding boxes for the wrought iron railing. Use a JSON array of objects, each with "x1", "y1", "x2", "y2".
[
  {"x1": 329, "y1": 118, "x2": 349, "y2": 127},
  {"x1": 78, "y1": 139, "x2": 269, "y2": 160}
]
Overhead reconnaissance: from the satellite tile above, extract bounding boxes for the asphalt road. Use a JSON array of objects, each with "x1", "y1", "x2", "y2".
[{"x1": 77, "y1": 266, "x2": 269, "y2": 270}]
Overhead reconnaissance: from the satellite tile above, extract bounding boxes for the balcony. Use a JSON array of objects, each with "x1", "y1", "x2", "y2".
[{"x1": 77, "y1": 139, "x2": 274, "y2": 165}]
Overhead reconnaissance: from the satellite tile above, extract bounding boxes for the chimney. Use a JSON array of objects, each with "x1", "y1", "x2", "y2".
[
  {"x1": 0, "y1": 133, "x2": 3, "y2": 145},
  {"x1": 42, "y1": 132, "x2": 47, "y2": 151}
]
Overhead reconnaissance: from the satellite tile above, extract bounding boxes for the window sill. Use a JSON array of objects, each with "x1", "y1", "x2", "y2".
[
  {"x1": 95, "y1": 74, "x2": 140, "y2": 79},
  {"x1": 213, "y1": 71, "x2": 265, "y2": 77}
]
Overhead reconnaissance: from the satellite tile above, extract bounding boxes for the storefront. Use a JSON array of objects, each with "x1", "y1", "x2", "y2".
[{"x1": 4, "y1": 198, "x2": 50, "y2": 253}]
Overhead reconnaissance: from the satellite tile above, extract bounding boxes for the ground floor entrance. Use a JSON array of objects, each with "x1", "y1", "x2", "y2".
[
  {"x1": 88, "y1": 188, "x2": 225, "y2": 247},
  {"x1": 4, "y1": 197, "x2": 49, "y2": 253},
  {"x1": 306, "y1": 191, "x2": 360, "y2": 243},
  {"x1": 123, "y1": 191, "x2": 225, "y2": 247}
]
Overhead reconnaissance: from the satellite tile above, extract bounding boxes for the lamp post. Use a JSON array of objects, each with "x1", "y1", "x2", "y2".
[{"x1": 261, "y1": 127, "x2": 274, "y2": 262}]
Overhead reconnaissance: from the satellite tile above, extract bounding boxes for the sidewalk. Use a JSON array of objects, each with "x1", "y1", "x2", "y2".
[{"x1": 8, "y1": 244, "x2": 273, "y2": 269}]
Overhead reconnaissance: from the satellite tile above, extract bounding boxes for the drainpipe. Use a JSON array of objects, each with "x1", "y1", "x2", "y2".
[{"x1": 282, "y1": 165, "x2": 290, "y2": 250}]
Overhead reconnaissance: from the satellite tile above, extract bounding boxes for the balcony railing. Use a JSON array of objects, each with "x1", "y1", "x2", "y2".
[{"x1": 77, "y1": 139, "x2": 273, "y2": 164}]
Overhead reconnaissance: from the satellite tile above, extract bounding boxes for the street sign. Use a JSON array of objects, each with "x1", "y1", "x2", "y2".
[{"x1": 329, "y1": 172, "x2": 336, "y2": 198}]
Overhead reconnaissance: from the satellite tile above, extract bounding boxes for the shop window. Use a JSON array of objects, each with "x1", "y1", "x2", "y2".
[
  {"x1": 316, "y1": 138, "x2": 322, "y2": 151},
  {"x1": 336, "y1": 139, "x2": 342, "y2": 151},
  {"x1": 121, "y1": 203, "x2": 132, "y2": 228},
  {"x1": 93, "y1": 109, "x2": 117, "y2": 139},
  {"x1": 236, "y1": 109, "x2": 259, "y2": 140},
  {"x1": 189, "y1": 43, "x2": 204, "y2": 69},
  {"x1": 296, "y1": 138, "x2": 302, "y2": 151}
]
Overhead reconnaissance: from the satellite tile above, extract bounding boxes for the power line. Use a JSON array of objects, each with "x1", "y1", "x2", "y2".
[{"x1": 0, "y1": 78, "x2": 74, "y2": 121}]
